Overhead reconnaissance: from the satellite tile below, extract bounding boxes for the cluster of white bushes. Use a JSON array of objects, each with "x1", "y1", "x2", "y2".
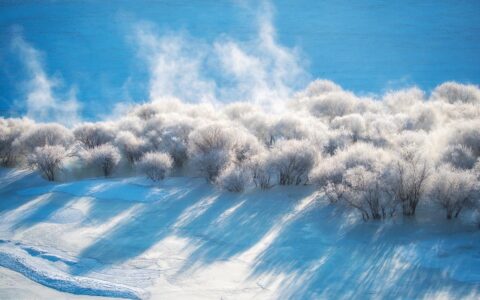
[{"x1": 1, "y1": 81, "x2": 480, "y2": 221}]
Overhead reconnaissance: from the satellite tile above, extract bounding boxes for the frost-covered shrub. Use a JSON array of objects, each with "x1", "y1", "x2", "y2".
[
  {"x1": 116, "y1": 116, "x2": 145, "y2": 135},
  {"x1": 115, "y1": 131, "x2": 146, "y2": 164},
  {"x1": 15, "y1": 123, "x2": 72, "y2": 153},
  {"x1": 429, "y1": 166, "x2": 478, "y2": 219},
  {"x1": 138, "y1": 152, "x2": 173, "y2": 181},
  {"x1": 298, "y1": 79, "x2": 342, "y2": 98},
  {"x1": 323, "y1": 129, "x2": 353, "y2": 155},
  {"x1": 311, "y1": 143, "x2": 397, "y2": 219},
  {"x1": 249, "y1": 153, "x2": 275, "y2": 190},
  {"x1": 441, "y1": 144, "x2": 476, "y2": 170},
  {"x1": 239, "y1": 113, "x2": 274, "y2": 146},
  {"x1": 73, "y1": 122, "x2": 115, "y2": 149},
  {"x1": 310, "y1": 158, "x2": 346, "y2": 203},
  {"x1": 142, "y1": 116, "x2": 164, "y2": 149},
  {"x1": 27, "y1": 145, "x2": 66, "y2": 181},
  {"x1": 188, "y1": 124, "x2": 235, "y2": 181},
  {"x1": 362, "y1": 114, "x2": 399, "y2": 147},
  {"x1": 0, "y1": 118, "x2": 31, "y2": 166},
  {"x1": 475, "y1": 159, "x2": 480, "y2": 179},
  {"x1": 390, "y1": 146, "x2": 431, "y2": 216},
  {"x1": 384, "y1": 88, "x2": 425, "y2": 113},
  {"x1": 341, "y1": 166, "x2": 397, "y2": 220},
  {"x1": 191, "y1": 149, "x2": 230, "y2": 182},
  {"x1": 307, "y1": 91, "x2": 358, "y2": 119},
  {"x1": 188, "y1": 124, "x2": 234, "y2": 155},
  {"x1": 269, "y1": 116, "x2": 310, "y2": 143},
  {"x1": 330, "y1": 114, "x2": 366, "y2": 142},
  {"x1": 223, "y1": 102, "x2": 258, "y2": 120},
  {"x1": 231, "y1": 131, "x2": 263, "y2": 164},
  {"x1": 134, "y1": 103, "x2": 160, "y2": 120},
  {"x1": 445, "y1": 121, "x2": 480, "y2": 158},
  {"x1": 431, "y1": 82, "x2": 480, "y2": 104},
  {"x1": 270, "y1": 140, "x2": 316, "y2": 185},
  {"x1": 158, "y1": 119, "x2": 195, "y2": 167},
  {"x1": 217, "y1": 165, "x2": 251, "y2": 192},
  {"x1": 394, "y1": 103, "x2": 438, "y2": 132},
  {"x1": 83, "y1": 144, "x2": 121, "y2": 177}
]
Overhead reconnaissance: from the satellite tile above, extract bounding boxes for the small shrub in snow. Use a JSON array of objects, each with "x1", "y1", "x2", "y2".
[
  {"x1": 138, "y1": 152, "x2": 173, "y2": 181},
  {"x1": 217, "y1": 165, "x2": 251, "y2": 192},
  {"x1": 84, "y1": 144, "x2": 121, "y2": 177},
  {"x1": 429, "y1": 166, "x2": 478, "y2": 219},
  {"x1": 27, "y1": 145, "x2": 66, "y2": 181}
]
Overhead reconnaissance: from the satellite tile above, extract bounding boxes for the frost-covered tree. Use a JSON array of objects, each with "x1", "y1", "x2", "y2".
[
  {"x1": 83, "y1": 144, "x2": 121, "y2": 177},
  {"x1": 429, "y1": 166, "x2": 478, "y2": 219},
  {"x1": 27, "y1": 145, "x2": 66, "y2": 181},
  {"x1": 73, "y1": 123, "x2": 115, "y2": 149},
  {"x1": 138, "y1": 152, "x2": 173, "y2": 181}
]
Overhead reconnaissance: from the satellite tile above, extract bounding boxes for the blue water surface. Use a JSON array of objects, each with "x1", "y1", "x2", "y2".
[{"x1": 0, "y1": 0, "x2": 479, "y2": 119}]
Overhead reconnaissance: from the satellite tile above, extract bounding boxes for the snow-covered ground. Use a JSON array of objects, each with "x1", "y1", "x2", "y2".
[{"x1": 0, "y1": 168, "x2": 479, "y2": 299}]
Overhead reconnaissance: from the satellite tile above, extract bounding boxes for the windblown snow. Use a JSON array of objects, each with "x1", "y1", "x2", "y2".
[{"x1": 0, "y1": 168, "x2": 479, "y2": 299}]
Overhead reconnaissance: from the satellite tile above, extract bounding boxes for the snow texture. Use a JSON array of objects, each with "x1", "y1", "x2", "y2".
[{"x1": 0, "y1": 168, "x2": 479, "y2": 299}]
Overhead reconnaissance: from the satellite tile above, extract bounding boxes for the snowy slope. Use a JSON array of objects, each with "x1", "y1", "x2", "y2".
[{"x1": 0, "y1": 168, "x2": 479, "y2": 299}]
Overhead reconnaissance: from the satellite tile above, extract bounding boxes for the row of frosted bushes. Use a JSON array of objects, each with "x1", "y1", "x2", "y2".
[{"x1": 1, "y1": 80, "x2": 480, "y2": 221}]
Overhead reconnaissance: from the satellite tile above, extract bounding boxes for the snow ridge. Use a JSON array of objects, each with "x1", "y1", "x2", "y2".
[{"x1": 0, "y1": 246, "x2": 144, "y2": 299}]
